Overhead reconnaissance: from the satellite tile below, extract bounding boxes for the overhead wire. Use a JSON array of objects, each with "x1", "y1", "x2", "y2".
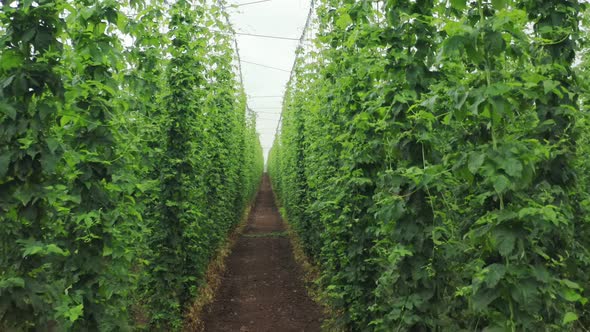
[
  {"x1": 235, "y1": 0, "x2": 272, "y2": 7},
  {"x1": 234, "y1": 31, "x2": 300, "y2": 41},
  {"x1": 203, "y1": 28, "x2": 301, "y2": 42},
  {"x1": 274, "y1": 0, "x2": 315, "y2": 138},
  {"x1": 240, "y1": 60, "x2": 291, "y2": 73},
  {"x1": 219, "y1": 0, "x2": 316, "y2": 153},
  {"x1": 215, "y1": 1, "x2": 243, "y2": 82},
  {"x1": 214, "y1": 0, "x2": 293, "y2": 134},
  {"x1": 216, "y1": 0, "x2": 252, "y2": 118}
]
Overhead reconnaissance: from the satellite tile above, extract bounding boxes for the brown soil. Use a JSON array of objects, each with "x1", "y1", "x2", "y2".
[{"x1": 201, "y1": 175, "x2": 323, "y2": 332}]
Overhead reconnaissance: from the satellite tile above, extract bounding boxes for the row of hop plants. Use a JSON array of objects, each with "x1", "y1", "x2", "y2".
[
  {"x1": 0, "y1": 0, "x2": 264, "y2": 330},
  {"x1": 269, "y1": 0, "x2": 590, "y2": 331}
]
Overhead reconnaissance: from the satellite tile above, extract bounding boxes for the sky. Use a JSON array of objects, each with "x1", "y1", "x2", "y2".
[{"x1": 225, "y1": 0, "x2": 312, "y2": 161}]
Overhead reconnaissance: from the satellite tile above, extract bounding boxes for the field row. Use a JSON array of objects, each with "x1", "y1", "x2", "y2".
[
  {"x1": 269, "y1": 1, "x2": 590, "y2": 331},
  {"x1": 0, "y1": 0, "x2": 263, "y2": 329}
]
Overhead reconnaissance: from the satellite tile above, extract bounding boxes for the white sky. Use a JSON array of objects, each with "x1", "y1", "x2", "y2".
[{"x1": 225, "y1": 0, "x2": 312, "y2": 161}]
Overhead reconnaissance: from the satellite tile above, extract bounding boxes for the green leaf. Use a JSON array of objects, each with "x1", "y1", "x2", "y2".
[
  {"x1": 0, "y1": 51, "x2": 23, "y2": 71},
  {"x1": 491, "y1": 0, "x2": 506, "y2": 10},
  {"x1": 0, "y1": 277, "x2": 25, "y2": 289},
  {"x1": 483, "y1": 263, "x2": 506, "y2": 288},
  {"x1": 543, "y1": 80, "x2": 559, "y2": 95},
  {"x1": 443, "y1": 35, "x2": 466, "y2": 57},
  {"x1": 561, "y1": 288, "x2": 582, "y2": 302},
  {"x1": 0, "y1": 154, "x2": 10, "y2": 177},
  {"x1": 80, "y1": 7, "x2": 95, "y2": 20},
  {"x1": 561, "y1": 279, "x2": 582, "y2": 290},
  {"x1": 14, "y1": 188, "x2": 35, "y2": 206},
  {"x1": 0, "y1": 101, "x2": 17, "y2": 120},
  {"x1": 493, "y1": 228, "x2": 516, "y2": 257},
  {"x1": 484, "y1": 31, "x2": 506, "y2": 56},
  {"x1": 492, "y1": 175, "x2": 510, "y2": 192},
  {"x1": 41, "y1": 152, "x2": 60, "y2": 173},
  {"x1": 65, "y1": 304, "x2": 84, "y2": 322},
  {"x1": 45, "y1": 244, "x2": 69, "y2": 256},
  {"x1": 563, "y1": 312, "x2": 578, "y2": 324},
  {"x1": 450, "y1": 0, "x2": 467, "y2": 10},
  {"x1": 22, "y1": 244, "x2": 44, "y2": 257},
  {"x1": 472, "y1": 288, "x2": 498, "y2": 311},
  {"x1": 468, "y1": 152, "x2": 485, "y2": 174},
  {"x1": 47, "y1": 137, "x2": 60, "y2": 154},
  {"x1": 502, "y1": 158, "x2": 523, "y2": 177},
  {"x1": 336, "y1": 13, "x2": 352, "y2": 29},
  {"x1": 21, "y1": 28, "x2": 36, "y2": 43},
  {"x1": 531, "y1": 265, "x2": 550, "y2": 283},
  {"x1": 444, "y1": 21, "x2": 473, "y2": 36},
  {"x1": 19, "y1": 239, "x2": 68, "y2": 257},
  {"x1": 0, "y1": 75, "x2": 15, "y2": 89}
]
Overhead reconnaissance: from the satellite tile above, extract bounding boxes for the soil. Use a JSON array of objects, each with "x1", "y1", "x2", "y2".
[{"x1": 201, "y1": 175, "x2": 323, "y2": 332}]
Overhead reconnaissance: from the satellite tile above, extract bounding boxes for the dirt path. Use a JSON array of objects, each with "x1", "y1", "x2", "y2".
[{"x1": 201, "y1": 175, "x2": 323, "y2": 332}]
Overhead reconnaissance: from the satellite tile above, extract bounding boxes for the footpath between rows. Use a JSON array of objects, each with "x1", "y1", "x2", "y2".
[{"x1": 201, "y1": 175, "x2": 323, "y2": 332}]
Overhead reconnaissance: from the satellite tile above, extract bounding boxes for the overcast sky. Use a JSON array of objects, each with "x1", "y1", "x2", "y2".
[{"x1": 225, "y1": 0, "x2": 311, "y2": 161}]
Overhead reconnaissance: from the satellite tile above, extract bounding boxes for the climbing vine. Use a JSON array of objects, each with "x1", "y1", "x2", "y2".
[
  {"x1": 0, "y1": 0, "x2": 71, "y2": 328},
  {"x1": 270, "y1": 0, "x2": 590, "y2": 330},
  {"x1": 1, "y1": 0, "x2": 262, "y2": 329}
]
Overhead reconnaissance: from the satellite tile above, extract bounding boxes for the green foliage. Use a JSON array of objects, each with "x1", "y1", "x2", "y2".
[
  {"x1": 0, "y1": 0, "x2": 84, "y2": 328},
  {"x1": 0, "y1": 0, "x2": 263, "y2": 330},
  {"x1": 144, "y1": 1, "x2": 262, "y2": 328},
  {"x1": 269, "y1": 0, "x2": 590, "y2": 331}
]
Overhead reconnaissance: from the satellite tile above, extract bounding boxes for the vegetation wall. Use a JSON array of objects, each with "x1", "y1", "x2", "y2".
[
  {"x1": 0, "y1": 0, "x2": 263, "y2": 329},
  {"x1": 269, "y1": 1, "x2": 590, "y2": 330}
]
